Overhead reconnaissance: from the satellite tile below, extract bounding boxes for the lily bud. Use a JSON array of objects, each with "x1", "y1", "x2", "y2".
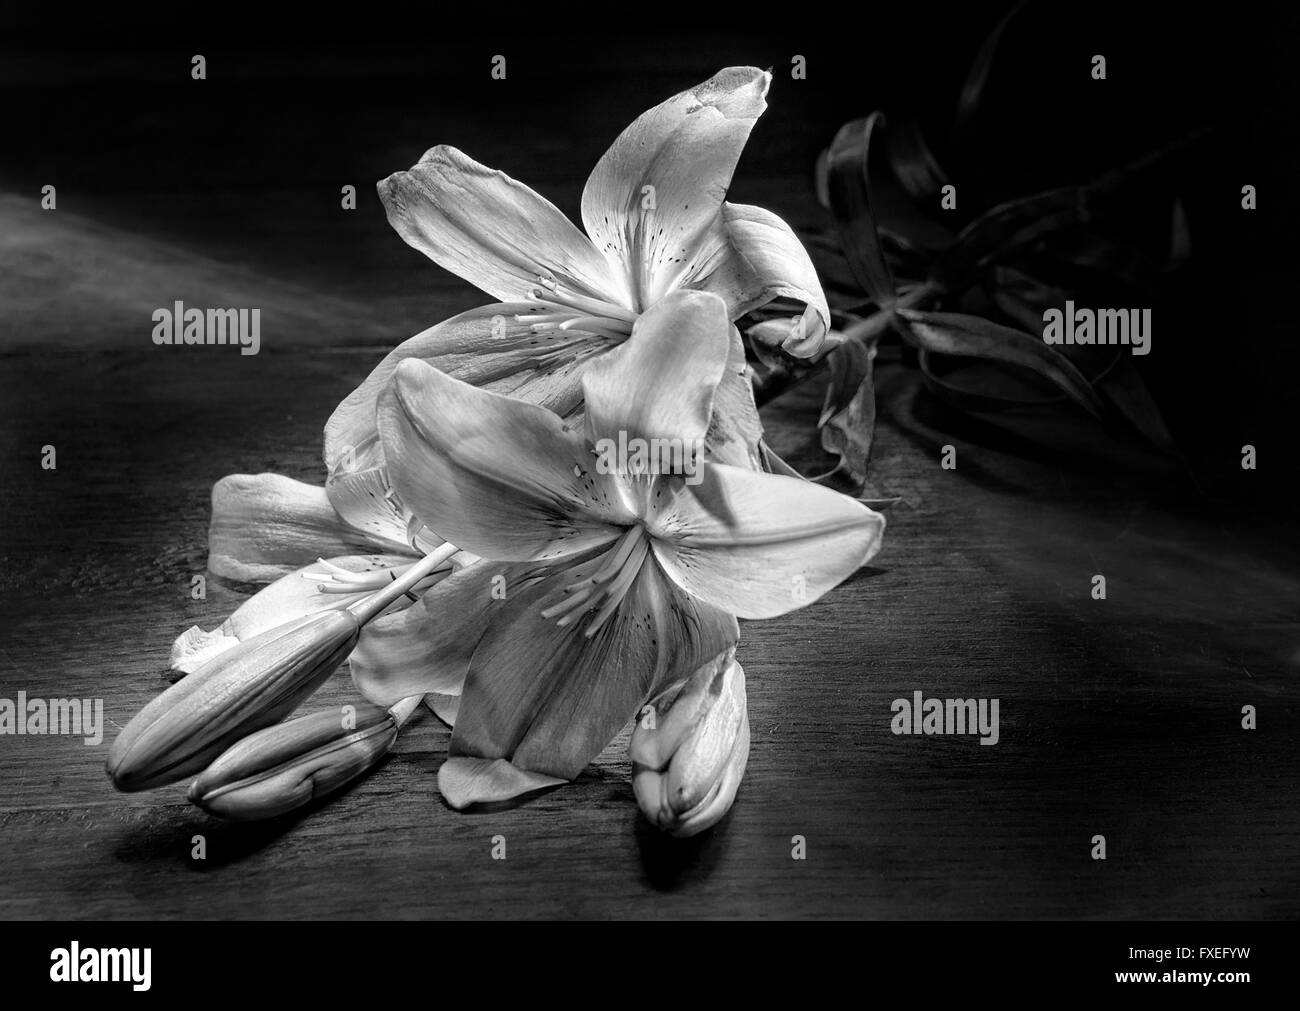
[
  {"x1": 747, "y1": 313, "x2": 841, "y2": 361},
  {"x1": 188, "y1": 698, "x2": 415, "y2": 820},
  {"x1": 107, "y1": 609, "x2": 361, "y2": 792},
  {"x1": 629, "y1": 647, "x2": 750, "y2": 838}
]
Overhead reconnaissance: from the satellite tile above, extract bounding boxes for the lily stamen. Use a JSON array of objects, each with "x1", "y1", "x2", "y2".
[
  {"x1": 512, "y1": 312, "x2": 572, "y2": 326},
  {"x1": 539, "y1": 587, "x2": 595, "y2": 622},
  {"x1": 584, "y1": 533, "x2": 650, "y2": 637},
  {"x1": 533, "y1": 334, "x2": 608, "y2": 371},
  {"x1": 541, "y1": 525, "x2": 651, "y2": 637},
  {"x1": 557, "y1": 316, "x2": 632, "y2": 341},
  {"x1": 527, "y1": 277, "x2": 637, "y2": 328}
]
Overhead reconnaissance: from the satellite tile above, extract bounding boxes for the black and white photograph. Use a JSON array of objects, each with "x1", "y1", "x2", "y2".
[{"x1": 0, "y1": 0, "x2": 1295, "y2": 984}]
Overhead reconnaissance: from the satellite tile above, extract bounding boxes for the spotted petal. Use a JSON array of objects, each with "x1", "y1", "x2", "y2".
[
  {"x1": 450, "y1": 555, "x2": 738, "y2": 781},
  {"x1": 207, "y1": 474, "x2": 400, "y2": 583},
  {"x1": 377, "y1": 358, "x2": 627, "y2": 561},
  {"x1": 581, "y1": 290, "x2": 731, "y2": 452},
  {"x1": 324, "y1": 302, "x2": 595, "y2": 474},
  {"x1": 379, "y1": 145, "x2": 626, "y2": 307},
  {"x1": 582, "y1": 67, "x2": 771, "y2": 308},
  {"x1": 688, "y1": 203, "x2": 834, "y2": 358}
]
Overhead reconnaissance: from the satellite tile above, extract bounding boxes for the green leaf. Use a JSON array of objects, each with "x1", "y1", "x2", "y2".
[
  {"x1": 937, "y1": 185, "x2": 1095, "y2": 285},
  {"x1": 896, "y1": 309, "x2": 1107, "y2": 421}
]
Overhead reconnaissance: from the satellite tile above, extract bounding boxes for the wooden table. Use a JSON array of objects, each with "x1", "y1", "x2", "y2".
[
  {"x1": 1, "y1": 22, "x2": 1296, "y2": 918},
  {"x1": 1, "y1": 332, "x2": 1294, "y2": 918}
]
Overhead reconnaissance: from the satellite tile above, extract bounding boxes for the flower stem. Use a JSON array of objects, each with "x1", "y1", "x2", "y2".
[{"x1": 346, "y1": 542, "x2": 460, "y2": 625}]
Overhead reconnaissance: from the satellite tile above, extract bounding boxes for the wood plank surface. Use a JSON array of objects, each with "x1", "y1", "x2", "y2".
[
  {"x1": 0, "y1": 13, "x2": 1296, "y2": 919},
  {"x1": 0, "y1": 342, "x2": 1295, "y2": 919}
]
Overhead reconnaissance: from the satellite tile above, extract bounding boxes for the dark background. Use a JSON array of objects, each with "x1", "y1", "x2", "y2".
[{"x1": 0, "y1": 2, "x2": 1297, "y2": 918}]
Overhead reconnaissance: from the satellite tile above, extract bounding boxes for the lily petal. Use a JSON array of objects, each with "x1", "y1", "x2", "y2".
[
  {"x1": 424, "y1": 693, "x2": 460, "y2": 727},
  {"x1": 689, "y1": 203, "x2": 834, "y2": 358},
  {"x1": 378, "y1": 145, "x2": 625, "y2": 307},
  {"x1": 324, "y1": 302, "x2": 594, "y2": 474},
  {"x1": 582, "y1": 67, "x2": 771, "y2": 307},
  {"x1": 581, "y1": 290, "x2": 731, "y2": 451},
  {"x1": 171, "y1": 553, "x2": 423, "y2": 675},
  {"x1": 704, "y1": 323, "x2": 765, "y2": 471},
  {"x1": 324, "y1": 465, "x2": 425, "y2": 555},
  {"x1": 377, "y1": 358, "x2": 626, "y2": 561},
  {"x1": 349, "y1": 560, "x2": 521, "y2": 705},
  {"x1": 648, "y1": 463, "x2": 885, "y2": 619},
  {"x1": 436, "y1": 756, "x2": 566, "y2": 810},
  {"x1": 207, "y1": 474, "x2": 388, "y2": 583},
  {"x1": 451, "y1": 555, "x2": 738, "y2": 780}
]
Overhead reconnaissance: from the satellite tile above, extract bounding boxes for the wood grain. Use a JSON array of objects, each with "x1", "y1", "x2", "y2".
[
  {"x1": 0, "y1": 343, "x2": 1295, "y2": 919},
  {"x1": 0, "y1": 23, "x2": 1295, "y2": 918}
]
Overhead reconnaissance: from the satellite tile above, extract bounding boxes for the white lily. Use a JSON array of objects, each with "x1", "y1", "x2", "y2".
[
  {"x1": 357, "y1": 291, "x2": 883, "y2": 807},
  {"x1": 175, "y1": 66, "x2": 832, "y2": 703},
  {"x1": 324, "y1": 65, "x2": 833, "y2": 484}
]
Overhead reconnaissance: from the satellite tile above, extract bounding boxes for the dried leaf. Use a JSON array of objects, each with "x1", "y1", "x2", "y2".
[
  {"x1": 824, "y1": 114, "x2": 897, "y2": 305},
  {"x1": 759, "y1": 440, "x2": 805, "y2": 479},
  {"x1": 814, "y1": 339, "x2": 878, "y2": 489},
  {"x1": 1095, "y1": 354, "x2": 1179, "y2": 456},
  {"x1": 886, "y1": 116, "x2": 949, "y2": 205},
  {"x1": 938, "y1": 185, "x2": 1094, "y2": 285},
  {"x1": 896, "y1": 309, "x2": 1107, "y2": 421}
]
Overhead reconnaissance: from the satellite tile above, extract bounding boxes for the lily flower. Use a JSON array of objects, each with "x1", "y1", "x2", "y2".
[
  {"x1": 172, "y1": 69, "x2": 784, "y2": 676},
  {"x1": 171, "y1": 65, "x2": 829, "y2": 692},
  {"x1": 324, "y1": 66, "x2": 834, "y2": 487},
  {"x1": 357, "y1": 290, "x2": 883, "y2": 804}
]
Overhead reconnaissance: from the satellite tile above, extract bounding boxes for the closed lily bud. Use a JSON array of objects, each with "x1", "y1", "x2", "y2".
[
  {"x1": 629, "y1": 648, "x2": 750, "y2": 838},
  {"x1": 107, "y1": 609, "x2": 361, "y2": 792},
  {"x1": 187, "y1": 697, "x2": 418, "y2": 820}
]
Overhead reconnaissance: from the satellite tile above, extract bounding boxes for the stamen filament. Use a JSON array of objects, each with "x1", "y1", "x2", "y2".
[
  {"x1": 540, "y1": 587, "x2": 595, "y2": 620},
  {"x1": 585, "y1": 535, "x2": 650, "y2": 638},
  {"x1": 530, "y1": 277, "x2": 637, "y2": 324},
  {"x1": 347, "y1": 542, "x2": 460, "y2": 624},
  {"x1": 541, "y1": 525, "x2": 650, "y2": 637}
]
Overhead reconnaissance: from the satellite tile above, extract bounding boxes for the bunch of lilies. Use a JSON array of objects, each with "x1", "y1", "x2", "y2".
[{"x1": 108, "y1": 68, "x2": 885, "y2": 837}]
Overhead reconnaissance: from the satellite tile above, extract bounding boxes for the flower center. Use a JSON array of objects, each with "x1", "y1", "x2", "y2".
[
  {"x1": 518, "y1": 276, "x2": 638, "y2": 346},
  {"x1": 539, "y1": 524, "x2": 650, "y2": 639}
]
